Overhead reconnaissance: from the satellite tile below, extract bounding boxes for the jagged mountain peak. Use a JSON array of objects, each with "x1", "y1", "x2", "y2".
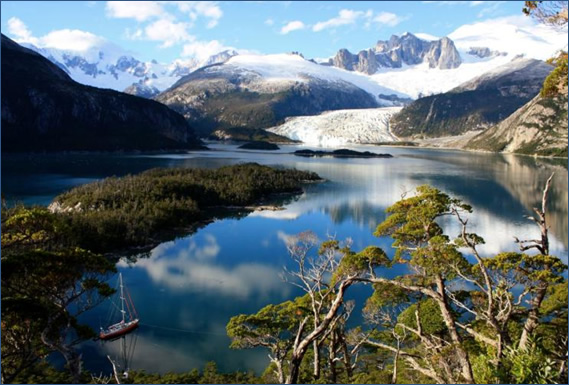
[{"x1": 331, "y1": 33, "x2": 462, "y2": 75}]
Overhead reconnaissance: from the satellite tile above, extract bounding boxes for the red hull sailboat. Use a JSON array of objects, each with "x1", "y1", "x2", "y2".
[{"x1": 100, "y1": 273, "x2": 139, "y2": 340}]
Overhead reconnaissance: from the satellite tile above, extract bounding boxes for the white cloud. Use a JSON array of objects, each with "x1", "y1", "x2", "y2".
[
  {"x1": 280, "y1": 20, "x2": 305, "y2": 34},
  {"x1": 373, "y1": 11, "x2": 404, "y2": 27},
  {"x1": 7, "y1": 17, "x2": 38, "y2": 45},
  {"x1": 39, "y1": 29, "x2": 106, "y2": 51},
  {"x1": 106, "y1": 1, "x2": 224, "y2": 48},
  {"x1": 105, "y1": 1, "x2": 165, "y2": 21},
  {"x1": 144, "y1": 18, "x2": 193, "y2": 47},
  {"x1": 181, "y1": 39, "x2": 234, "y2": 61},
  {"x1": 6, "y1": 18, "x2": 105, "y2": 52},
  {"x1": 312, "y1": 9, "x2": 408, "y2": 32},
  {"x1": 119, "y1": 235, "x2": 290, "y2": 299},
  {"x1": 264, "y1": 18, "x2": 274, "y2": 26},
  {"x1": 415, "y1": 32, "x2": 439, "y2": 41},
  {"x1": 162, "y1": 1, "x2": 223, "y2": 28},
  {"x1": 313, "y1": 9, "x2": 364, "y2": 32}
]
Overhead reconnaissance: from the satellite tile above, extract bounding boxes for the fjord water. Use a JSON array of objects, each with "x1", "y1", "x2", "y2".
[{"x1": 2, "y1": 144, "x2": 568, "y2": 374}]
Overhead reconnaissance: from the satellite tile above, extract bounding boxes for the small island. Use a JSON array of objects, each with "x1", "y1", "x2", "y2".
[
  {"x1": 238, "y1": 141, "x2": 280, "y2": 150},
  {"x1": 293, "y1": 149, "x2": 393, "y2": 158}
]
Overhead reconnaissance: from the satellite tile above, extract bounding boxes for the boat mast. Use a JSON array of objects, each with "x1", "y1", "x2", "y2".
[{"x1": 119, "y1": 273, "x2": 126, "y2": 323}]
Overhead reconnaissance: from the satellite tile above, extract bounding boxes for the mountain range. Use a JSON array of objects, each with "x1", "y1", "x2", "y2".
[
  {"x1": 1, "y1": 34, "x2": 201, "y2": 152},
  {"x1": 18, "y1": 17, "x2": 565, "y2": 102},
  {"x1": 3, "y1": 16, "x2": 566, "y2": 157}
]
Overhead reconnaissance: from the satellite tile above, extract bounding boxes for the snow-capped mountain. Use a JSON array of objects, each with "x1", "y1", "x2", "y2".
[
  {"x1": 267, "y1": 107, "x2": 402, "y2": 147},
  {"x1": 325, "y1": 17, "x2": 566, "y2": 99},
  {"x1": 156, "y1": 53, "x2": 409, "y2": 136},
  {"x1": 22, "y1": 42, "x2": 238, "y2": 96},
  {"x1": 17, "y1": 15, "x2": 565, "y2": 103}
]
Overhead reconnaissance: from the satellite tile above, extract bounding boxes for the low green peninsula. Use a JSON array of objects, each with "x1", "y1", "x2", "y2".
[{"x1": 47, "y1": 163, "x2": 321, "y2": 253}]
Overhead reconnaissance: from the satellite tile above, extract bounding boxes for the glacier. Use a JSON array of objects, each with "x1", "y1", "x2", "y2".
[{"x1": 267, "y1": 107, "x2": 402, "y2": 147}]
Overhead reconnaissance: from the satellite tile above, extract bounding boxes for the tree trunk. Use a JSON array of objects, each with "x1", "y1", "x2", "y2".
[
  {"x1": 285, "y1": 355, "x2": 303, "y2": 385},
  {"x1": 313, "y1": 340, "x2": 320, "y2": 379},
  {"x1": 286, "y1": 279, "x2": 353, "y2": 384},
  {"x1": 519, "y1": 284, "x2": 547, "y2": 350},
  {"x1": 435, "y1": 275, "x2": 474, "y2": 384},
  {"x1": 340, "y1": 334, "x2": 353, "y2": 380},
  {"x1": 392, "y1": 345, "x2": 399, "y2": 384},
  {"x1": 328, "y1": 334, "x2": 337, "y2": 383},
  {"x1": 274, "y1": 359, "x2": 285, "y2": 384}
]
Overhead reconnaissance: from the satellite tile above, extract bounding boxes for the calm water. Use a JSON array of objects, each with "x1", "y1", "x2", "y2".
[{"x1": 2, "y1": 144, "x2": 568, "y2": 375}]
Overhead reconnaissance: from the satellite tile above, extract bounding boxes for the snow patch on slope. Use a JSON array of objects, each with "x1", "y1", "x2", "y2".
[{"x1": 267, "y1": 107, "x2": 402, "y2": 147}]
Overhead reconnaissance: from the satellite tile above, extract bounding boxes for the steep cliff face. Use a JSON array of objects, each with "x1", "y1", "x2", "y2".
[
  {"x1": 466, "y1": 95, "x2": 568, "y2": 157},
  {"x1": 390, "y1": 58, "x2": 553, "y2": 138},
  {"x1": 1, "y1": 34, "x2": 201, "y2": 152},
  {"x1": 330, "y1": 33, "x2": 462, "y2": 74}
]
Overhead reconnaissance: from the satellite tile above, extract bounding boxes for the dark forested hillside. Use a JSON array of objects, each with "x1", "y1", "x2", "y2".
[
  {"x1": 390, "y1": 58, "x2": 553, "y2": 138},
  {"x1": 1, "y1": 34, "x2": 202, "y2": 152}
]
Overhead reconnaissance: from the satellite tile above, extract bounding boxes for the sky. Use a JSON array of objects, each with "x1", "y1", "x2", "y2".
[{"x1": 0, "y1": 1, "x2": 545, "y2": 63}]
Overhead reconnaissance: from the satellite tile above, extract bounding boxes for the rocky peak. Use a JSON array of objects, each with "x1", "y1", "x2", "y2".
[
  {"x1": 332, "y1": 49, "x2": 356, "y2": 71},
  {"x1": 467, "y1": 46, "x2": 508, "y2": 59},
  {"x1": 330, "y1": 32, "x2": 462, "y2": 74}
]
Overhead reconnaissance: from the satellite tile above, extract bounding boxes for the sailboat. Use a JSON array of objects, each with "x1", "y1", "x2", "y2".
[{"x1": 100, "y1": 273, "x2": 139, "y2": 340}]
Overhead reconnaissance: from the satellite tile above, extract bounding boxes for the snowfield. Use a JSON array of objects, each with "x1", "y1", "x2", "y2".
[
  {"x1": 267, "y1": 107, "x2": 402, "y2": 147},
  {"x1": 370, "y1": 56, "x2": 513, "y2": 99},
  {"x1": 223, "y1": 54, "x2": 409, "y2": 103}
]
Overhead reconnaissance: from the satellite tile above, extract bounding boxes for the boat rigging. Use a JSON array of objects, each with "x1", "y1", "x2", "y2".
[{"x1": 100, "y1": 273, "x2": 139, "y2": 340}]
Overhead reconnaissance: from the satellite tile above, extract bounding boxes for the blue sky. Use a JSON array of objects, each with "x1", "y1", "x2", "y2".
[{"x1": 1, "y1": 1, "x2": 530, "y2": 62}]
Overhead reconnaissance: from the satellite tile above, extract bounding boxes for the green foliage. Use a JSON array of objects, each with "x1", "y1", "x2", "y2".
[
  {"x1": 128, "y1": 363, "x2": 260, "y2": 384},
  {"x1": 397, "y1": 299, "x2": 447, "y2": 336},
  {"x1": 1, "y1": 206, "x2": 116, "y2": 383},
  {"x1": 374, "y1": 185, "x2": 471, "y2": 270},
  {"x1": 226, "y1": 299, "x2": 301, "y2": 350},
  {"x1": 503, "y1": 338, "x2": 560, "y2": 384},
  {"x1": 541, "y1": 51, "x2": 568, "y2": 97},
  {"x1": 484, "y1": 252, "x2": 567, "y2": 284},
  {"x1": 333, "y1": 246, "x2": 389, "y2": 283}
]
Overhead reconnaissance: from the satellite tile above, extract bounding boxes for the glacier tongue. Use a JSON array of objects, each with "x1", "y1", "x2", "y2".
[{"x1": 267, "y1": 107, "x2": 402, "y2": 147}]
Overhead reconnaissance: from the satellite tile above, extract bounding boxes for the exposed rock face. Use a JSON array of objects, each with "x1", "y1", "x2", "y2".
[
  {"x1": 466, "y1": 95, "x2": 568, "y2": 157},
  {"x1": 330, "y1": 33, "x2": 462, "y2": 74},
  {"x1": 467, "y1": 46, "x2": 507, "y2": 59},
  {"x1": 1, "y1": 34, "x2": 201, "y2": 152},
  {"x1": 390, "y1": 58, "x2": 553, "y2": 138},
  {"x1": 123, "y1": 82, "x2": 161, "y2": 98}
]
